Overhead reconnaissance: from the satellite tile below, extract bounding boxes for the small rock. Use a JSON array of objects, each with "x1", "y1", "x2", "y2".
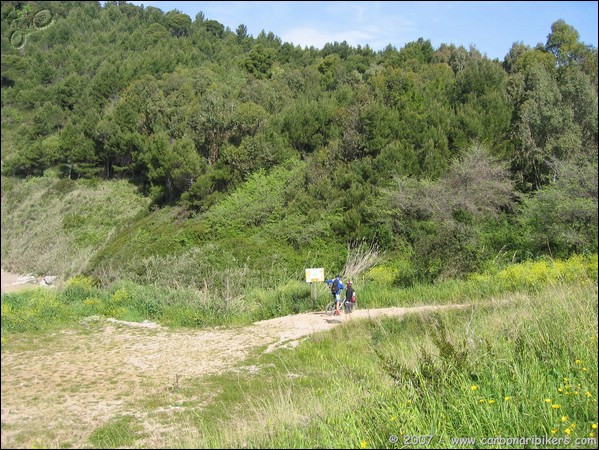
[
  {"x1": 43, "y1": 275, "x2": 57, "y2": 285},
  {"x1": 16, "y1": 274, "x2": 37, "y2": 284}
]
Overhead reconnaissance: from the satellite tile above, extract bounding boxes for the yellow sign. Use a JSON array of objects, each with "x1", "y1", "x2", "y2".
[{"x1": 305, "y1": 268, "x2": 324, "y2": 283}]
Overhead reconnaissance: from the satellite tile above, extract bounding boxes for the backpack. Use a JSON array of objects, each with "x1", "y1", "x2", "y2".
[{"x1": 331, "y1": 279, "x2": 339, "y2": 294}]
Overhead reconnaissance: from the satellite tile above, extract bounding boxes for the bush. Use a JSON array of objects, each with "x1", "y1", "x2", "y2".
[
  {"x1": 496, "y1": 254, "x2": 598, "y2": 291},
  {"x1": 1, "y1": 288, "x2": 67, "y2": 332}
]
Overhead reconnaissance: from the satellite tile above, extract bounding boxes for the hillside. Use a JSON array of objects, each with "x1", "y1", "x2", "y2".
[
  {"x1": 1, "y1": 4, "x2": 597, "y2": 448},
  {"x1": 1, "y1": 1, "x2": 597, "y2": 290}
]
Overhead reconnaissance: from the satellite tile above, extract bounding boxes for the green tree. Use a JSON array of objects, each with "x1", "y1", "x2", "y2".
[
  {"x1": 280, "y1": 97, "x2": 337, "y2": 156},
  {"x1": 387, "y1": 144, "x2": 516, "y2": 279},
  {"x1": 519, "y1": 157, "x2": 598, "y2": 256},
  {"x1": 145, "y1": 22, "x2": 170, "y2": 42},
  {"x1": 242, "y1": 44, "x2": 274, "y2": 79},
  {"x1": 165, "y1": 10, "x2": 191, "y2": 37},
  {"x1": 546, "y1": 19, "x2": 589, "y2": 68},
  {"x1": 145, "y1": 134, "x2": 205, "y2": 203},
  {"x1": 374, "y1": 140, "x2": 419, "y2": 182},
  {"x1": 508, "y1": 52, "x2": 584, "y2": 190},
  {"x1": 318, "y1": 54, "x2": 342, "y2": 90},
  {"x1": 203, "y1": 19, "x2": 225, "y2": 37},
  {"x1": 558, "y1": 66, "x2": 598, "y2": 150},
  {"x1": 2, "y1": 141, "x2": 49, "y2": 177},
  {"x1": 222, "y1": 130, "x2": 291, "y2": 181},
  {"x1": 89, "y1": 62, "x2": 123, "y2": 104},
  {"x1": 451, "y1": 58, "x2": 512, "y2": 154},
  {"x1": 189, "y1": 91, "x2": 236, "y2": 165},
  {"x1": 59, "y1": 123, "x2": 99, "y2": 179},
  {"x1": 236, "y1": 23, "x2": 248, "y2": 42},
  {"x1": 397, "y1": 37, "x2": 434, "y2": 69},
  {"x1": 230, "y1": 101, "x2": 268, "y2": 144},
  {"x1": 30, "y1": 102, "x2": 65, "y2": 138},
  {"x1": 1, "y1": 54, "x2": 28, "y2": 87}
]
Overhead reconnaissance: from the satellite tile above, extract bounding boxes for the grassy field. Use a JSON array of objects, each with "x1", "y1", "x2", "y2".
[
  {"x1": 151, "y1": 281, "x2": 597, "y2": 449},
  {"x1": 1, "y1": 255, "x2": 597, "y2": 448}
]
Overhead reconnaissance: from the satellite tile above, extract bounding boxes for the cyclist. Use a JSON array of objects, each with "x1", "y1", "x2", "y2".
[{"x1": 326, "y1": 274, "x2": 344, "y2": 315}]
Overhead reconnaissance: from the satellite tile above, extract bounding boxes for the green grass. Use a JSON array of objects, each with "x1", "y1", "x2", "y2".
[
  {"x1": 1, "y1": 258, "x2": 597, "y2": 448},
  {"x1": 2, "y1": 254, "x2": 597, "y2": 337},
  {"x1": 88, "y1": 415, "x2": 144, "y2": 448},
  {"x1": 160, "y1": 281, "x2": 597, "y2": 449}
]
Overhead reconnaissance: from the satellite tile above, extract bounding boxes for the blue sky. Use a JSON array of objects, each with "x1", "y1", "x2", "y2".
[{"x1": 128, "y1": 1, "x2": 598, "y2": 60}]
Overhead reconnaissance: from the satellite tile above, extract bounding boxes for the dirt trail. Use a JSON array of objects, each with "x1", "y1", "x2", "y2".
[
  {"x1": 1, "y1": 268, "x2": 469, "y2": 448},
  {"x1": 1, "y1": 268, "x2": 32, "y2": 294}
]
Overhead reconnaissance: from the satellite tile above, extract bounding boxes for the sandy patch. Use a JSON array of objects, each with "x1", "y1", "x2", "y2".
[{"x1": 2, "y1": 267, "x2": 468, "y2": 448}]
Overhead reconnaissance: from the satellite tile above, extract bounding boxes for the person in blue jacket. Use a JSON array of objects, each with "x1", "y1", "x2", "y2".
[{"x1": 326, "y1": 274, "x2": 344, "y2": 315}]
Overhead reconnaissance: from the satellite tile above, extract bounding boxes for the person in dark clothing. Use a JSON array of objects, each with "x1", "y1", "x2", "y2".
[{"x1": 344, "y1": 280, "x2": 356, "y2": 314}]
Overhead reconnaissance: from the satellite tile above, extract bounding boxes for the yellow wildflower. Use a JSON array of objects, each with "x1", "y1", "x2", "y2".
[
  {"x1": 390, "y1": 416, "x2": 397, "y2": 422},
  {"x1": 360, "y1": 440, "x2": 367, "y2": 449},
  {"x1": 479, "y1": 399, "x2": 485, "y2": 403},
  {"x1": 590, "y1": 432, "x2": 596, "y2": 438},
  {"x1": 582, "y1": 367, "x2": 588, "y2": 371},
  {"x1": 504, "y1": 396, "x2": 511, "y2": 401},
  {"x1": 585, "y1": 391, "x2": 592, "y2": 398},
  {"x1": 551, "y1": 404, "x2": 560, "y2": 409},
  {"x1": 575, "y1": 359, "x2": 582, "y2": 364},
  {"x1": 488, "y1": 399, "x2": 496, "y2": 404},
  {"x1": 565, "y1": 428, "x2": 572, "y2": 435},
  {"x1": 561, "y1": 416, "x2": 569, "y2": 423},
  {"x1": 558, "y1": 388, "x2": 563, "y2": 393},
  {"x1": 545, "y1": 398, "x2": 552, "y2": 403},
  {"x1": 471, "y1": 385, "x2": 478, "y2": 391},
  {"x1": 592, "y1": 423, "x2": 598, "y2": 429},
  {"x1": 571, "y1": 423, "x2": 576, "y2": 429},
  {"x1": 551, "y1": 428, "x2": 558, "y2": 434}
]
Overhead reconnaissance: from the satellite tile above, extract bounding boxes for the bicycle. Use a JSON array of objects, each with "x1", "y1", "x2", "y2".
[
  {"x1": 325, "y1": 298, "x2": 338, "y2": 316},
  {"x1": 325, "y1": 297, "x2": 357, "y2": 315}
]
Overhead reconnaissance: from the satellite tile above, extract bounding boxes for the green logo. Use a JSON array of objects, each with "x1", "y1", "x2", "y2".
[{"x1": 6, "y1": 5, "x2": 54, "y2": 49}]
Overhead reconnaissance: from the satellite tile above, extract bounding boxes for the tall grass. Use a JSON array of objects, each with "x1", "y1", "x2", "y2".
[
  {"x1": 343, "y1": 241, "x2": 381, "y2": 281},
  {"x1": 360, "y1": 253, "x2": 598, "y2": 309},
  {"x1": 2, "y1": 256, "x2": 597, "y2": 448},
  {"x1": 0, "y1": 274, "x2": 316, "y2": 334},
  {"x1": 163, "y1": 281, "x2": 597, "y2": 449},
  {"x1": 1, "y1": 176, "x2": 149, "y2": 278},
  {"x1": 2, "y1": 254, "x2": 597, "y2": 336}
]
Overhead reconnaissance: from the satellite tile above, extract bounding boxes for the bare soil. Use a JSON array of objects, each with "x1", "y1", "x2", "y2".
[
  {"x1": 1, "y1": 269, "x2": 33, "y2": 294},
  {"x1": 1, "y1": 268, "x2": 468, "y2": 448}
]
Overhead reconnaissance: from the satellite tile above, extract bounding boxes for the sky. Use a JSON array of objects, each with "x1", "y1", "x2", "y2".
[{"x1": 125, "y1": 1, "x2": 598, "y2": 60}]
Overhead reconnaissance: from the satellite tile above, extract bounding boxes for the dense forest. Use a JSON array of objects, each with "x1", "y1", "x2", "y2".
[{"x1": 1, "y1": 1, "x2": 597, "y2": 288}]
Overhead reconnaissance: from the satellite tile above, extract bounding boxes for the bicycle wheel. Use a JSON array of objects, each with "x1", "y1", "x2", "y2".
[{"x1": 325, "y1": 301, "x2": 336, "y2": 316}]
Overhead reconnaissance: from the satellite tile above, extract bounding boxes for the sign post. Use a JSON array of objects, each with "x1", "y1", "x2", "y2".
[{"x1": 305, "y1": 268, "x2": 324, "y2": 308}]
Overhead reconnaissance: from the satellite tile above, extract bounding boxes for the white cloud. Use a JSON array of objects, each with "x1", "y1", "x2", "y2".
[{"x1": 281, "y1": 26, "x2": 374, "y2": 49}]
